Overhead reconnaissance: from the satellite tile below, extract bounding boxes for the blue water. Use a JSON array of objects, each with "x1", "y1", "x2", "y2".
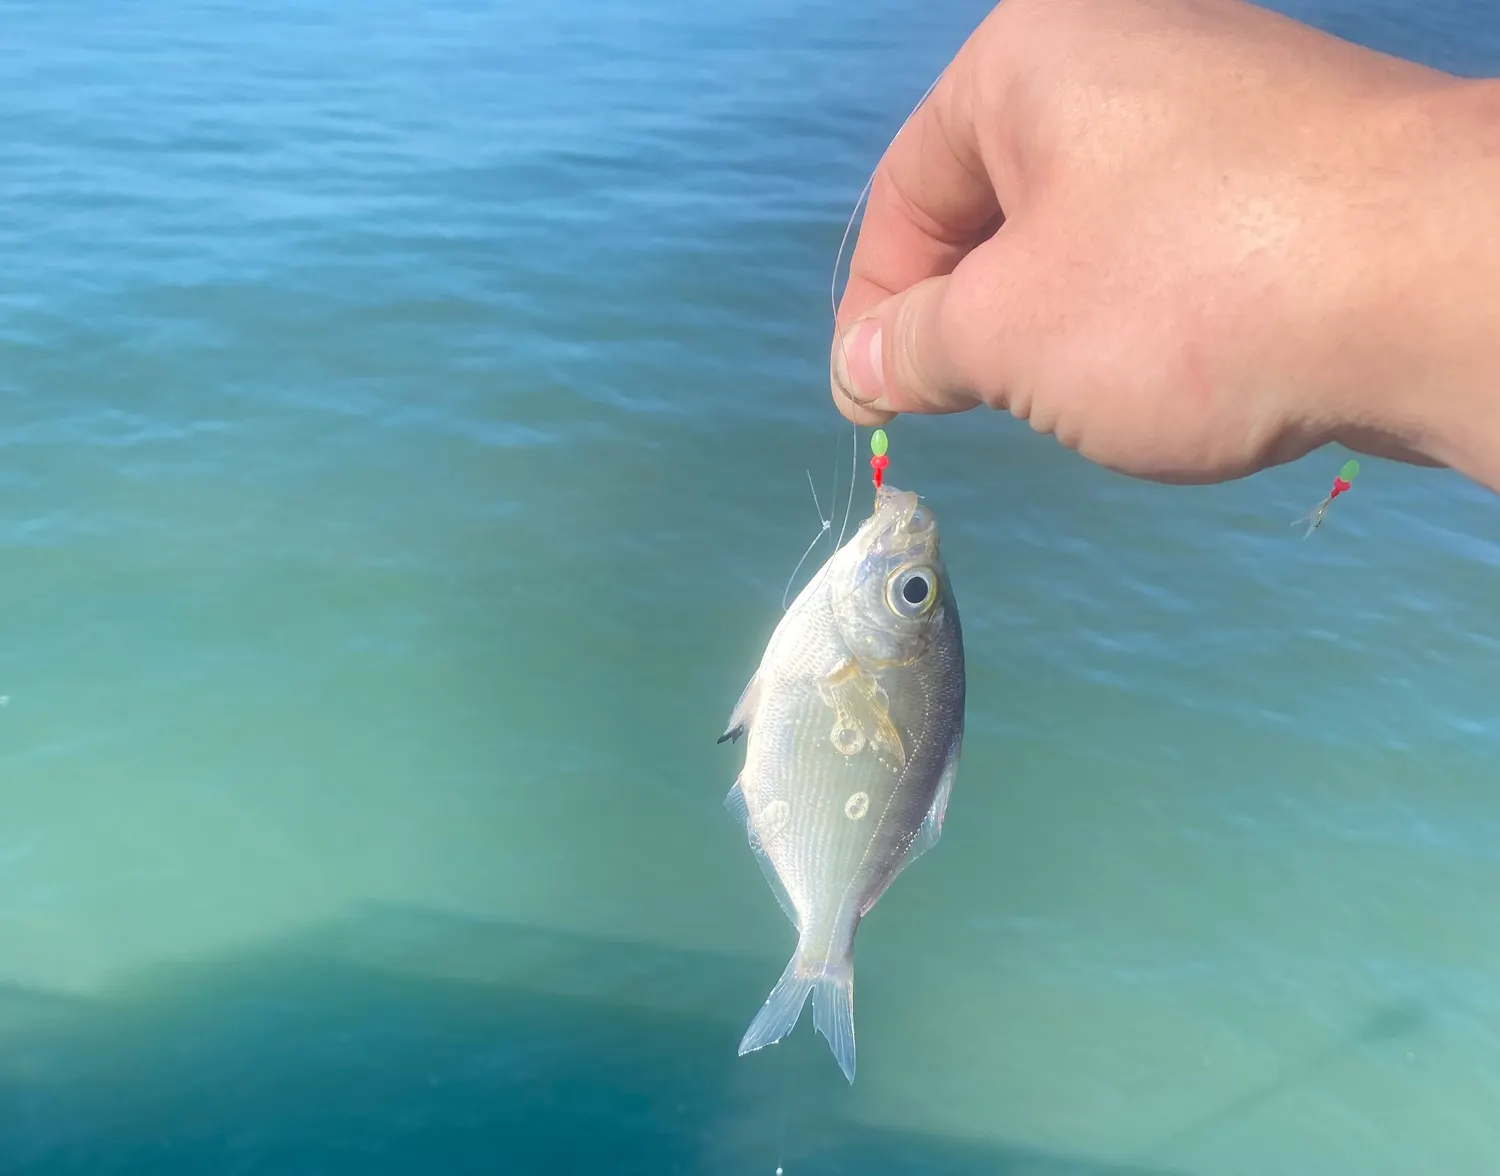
[{"x1": 2, "y1": 0, "x2": 1500, "y2": 1172}]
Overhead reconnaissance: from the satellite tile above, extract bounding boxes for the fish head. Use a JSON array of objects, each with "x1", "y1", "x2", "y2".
[{"x1": 827, "y1": 484, "x2": 951, "y2": 667}]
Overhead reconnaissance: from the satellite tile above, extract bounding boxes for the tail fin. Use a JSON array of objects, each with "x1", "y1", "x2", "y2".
[
  {"x1": 812, "y1": 969, "x2": 856, "y2": 1083},
  {"x1": 738, "y1": 948, "x2": 857, "y2": 1083}
]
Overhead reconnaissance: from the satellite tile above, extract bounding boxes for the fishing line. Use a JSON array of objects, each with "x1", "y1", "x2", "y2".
[
  {"x1": 827, "y1": 67, "x2": 948, "y2": 550},
  {"x1": 780, "y1": 66, "x2": 952, "y2": 615},
  {"x1": 780, "y1": 469, "x2": 834, "y2": 610},
  {"x1": 772, "y1": 1086, "x2": 788, "y2": 1176}
]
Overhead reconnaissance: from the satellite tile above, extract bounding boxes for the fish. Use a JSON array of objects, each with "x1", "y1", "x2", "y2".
[{"x1": 718, "y1": 483, "x2": 966, "y2": 1083}]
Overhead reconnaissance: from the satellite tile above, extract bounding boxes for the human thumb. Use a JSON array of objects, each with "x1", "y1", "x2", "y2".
[{"x1": 829, "y1": 272, "x2": 991, "y2": 424}]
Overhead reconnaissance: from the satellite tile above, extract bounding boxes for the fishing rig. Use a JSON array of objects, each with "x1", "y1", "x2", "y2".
[
  {"x1": 1294, "y1": 459, "x2": 1360, "y2": 538},
  {"x1": 869, "y1": 429, "x2": 889, "y2": 491}
]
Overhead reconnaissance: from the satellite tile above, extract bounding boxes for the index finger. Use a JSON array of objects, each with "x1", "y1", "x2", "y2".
[{"x1": 833, "y1": 53, "x2": 1003, "y2": 337}]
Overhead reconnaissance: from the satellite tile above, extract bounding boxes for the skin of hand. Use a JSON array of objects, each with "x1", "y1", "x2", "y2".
[{"x1": 830, "y1": 0, "x2": 1500, "y2": 491}]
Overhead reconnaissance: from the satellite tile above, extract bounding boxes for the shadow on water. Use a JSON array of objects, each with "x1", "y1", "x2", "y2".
[
  {"x1": 0, "y1": 904, "x2": 1186, "y2": 1176},
  {"x1": 1136, "y1": 999, "x2": 1428, "y2": 1168}
]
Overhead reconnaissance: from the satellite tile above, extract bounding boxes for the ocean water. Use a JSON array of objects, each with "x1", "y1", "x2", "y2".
[{"x1": 1, "y1": 0, "x2": 1499, "y2": 1172}]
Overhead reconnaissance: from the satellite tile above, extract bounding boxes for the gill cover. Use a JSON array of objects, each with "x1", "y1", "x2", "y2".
[{"x1": 831, "y1": 486, "x2": 946, "y2": 667}]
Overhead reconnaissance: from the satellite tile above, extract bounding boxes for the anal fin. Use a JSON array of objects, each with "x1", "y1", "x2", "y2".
[
  {"x1": 724, "y1": 779, "x2": 750, "y2": 824},
  {"x1": 725, "y1": 778, "x2": 800, "y2": 930}
]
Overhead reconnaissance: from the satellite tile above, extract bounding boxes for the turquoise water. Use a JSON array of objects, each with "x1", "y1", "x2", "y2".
[{"x1": 3, "y1": 0, "x2": 1500, "y2": 1172}]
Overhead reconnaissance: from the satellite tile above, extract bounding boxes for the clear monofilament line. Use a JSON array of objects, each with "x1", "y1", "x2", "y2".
[
  {"x1": 781, "y1": 470, "x2": 834, "y2": 610},
  {"x1": 780, "y1": 63, "x2": 950, "y2": 602},
  {"x1": 827, "y1": 68, "x2": 947, "y2": 552}
]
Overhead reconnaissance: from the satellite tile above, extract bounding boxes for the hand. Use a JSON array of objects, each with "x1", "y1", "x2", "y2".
[{"x1": 830, "y1": 0, "x2": 1500, "y2": 489}]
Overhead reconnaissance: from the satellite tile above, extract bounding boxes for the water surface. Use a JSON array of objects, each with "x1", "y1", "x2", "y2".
[{"x1": 2, "y1": 0, "x2": 1499, "y2": 1172}]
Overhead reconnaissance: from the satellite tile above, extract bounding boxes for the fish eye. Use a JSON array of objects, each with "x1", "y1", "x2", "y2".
[{"x1": 887, "y1": 565, "x2": 936, "y2": 618}]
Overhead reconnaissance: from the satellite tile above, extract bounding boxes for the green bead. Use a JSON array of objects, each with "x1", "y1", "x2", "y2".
[
  {"x1": 1340, "y1": 459, "x2": 1360, "y2": 481},
  {"x1": 870, "y1": 429, "x2": 888, "y2": 457}
]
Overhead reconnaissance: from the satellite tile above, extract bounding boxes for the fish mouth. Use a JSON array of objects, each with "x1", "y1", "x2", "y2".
[{"x1": 866, "y1": 484, "x2": 938, "y2": 558}]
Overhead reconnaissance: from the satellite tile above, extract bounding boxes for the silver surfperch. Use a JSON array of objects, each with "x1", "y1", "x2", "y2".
[{"x1": 719, "y1": 483, "x2": 967, "y2": 1083}]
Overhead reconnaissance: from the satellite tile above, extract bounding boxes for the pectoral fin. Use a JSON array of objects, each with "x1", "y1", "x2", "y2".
[
  {"x1": 817, "y1": 659, "x2": 905, "y2": 771},
  {"x1": 718, "y1": 672, "x2": 761, "y2": 745}
]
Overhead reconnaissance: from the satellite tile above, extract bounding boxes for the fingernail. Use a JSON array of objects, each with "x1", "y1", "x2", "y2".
[{"x1": 831, "y1": 319, "x2": 887, "y2": 410}]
